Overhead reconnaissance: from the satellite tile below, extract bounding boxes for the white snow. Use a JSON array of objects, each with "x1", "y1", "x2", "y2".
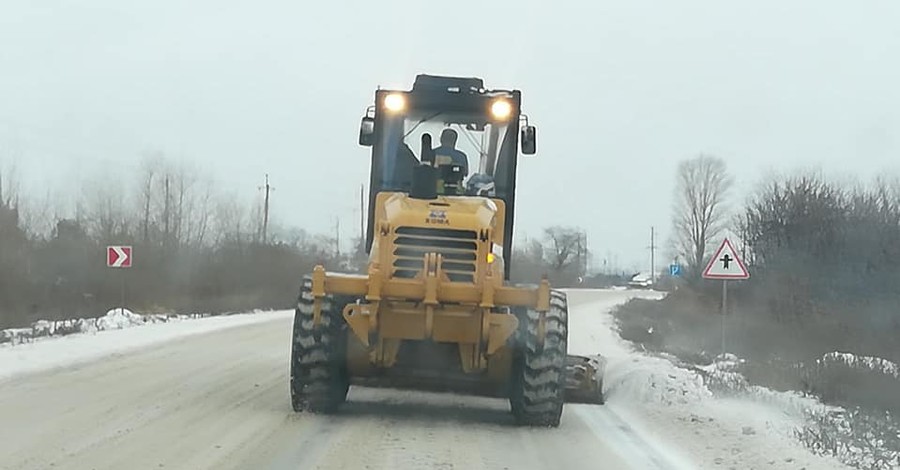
[
  {"x1": 817, "y1": 351, "x2": 900, "y2": 380},
  {"x1": 566, "y1": 289, "x2": 851, "y2": 469},
  {"x1": 94, "y1": 308, "x2": 146, "y2": 330},
  {"x1": 1, "y1": 308, "x2": 210, "y2": 345},
  {"x1": 0, "y1": 309, "x2": 293, "y2": 381}
]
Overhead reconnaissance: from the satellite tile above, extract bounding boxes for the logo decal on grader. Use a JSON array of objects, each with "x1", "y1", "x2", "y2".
[{"x1": 425, "y1": 209, "x2": 449, "y2": 225}]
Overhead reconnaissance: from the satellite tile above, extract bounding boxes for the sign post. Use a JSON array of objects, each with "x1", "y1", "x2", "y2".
[
  {"x1": 702, "y1": 238, "x2": 749, "y2": 356},
  {"x1": 107, "y1": 246, "x2": 133, "y2": 314},
  {"x1": 721, "y1": 278, "x2": 728, "y2": 354},
  {"x1": 669, "y1": 263, "x2": 682, "y2": 277}
]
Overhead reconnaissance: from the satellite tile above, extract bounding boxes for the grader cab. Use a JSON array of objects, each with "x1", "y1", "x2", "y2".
[{"x1": 289, "y1": 75, "x2": 603, "y2": 427}]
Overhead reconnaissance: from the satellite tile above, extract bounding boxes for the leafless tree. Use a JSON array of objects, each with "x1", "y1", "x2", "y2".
[
  {"x1": 543, "y1": 226, "x2": 587, "y2": 274},
  {"x1": 672, "y1": 154, "x2": 732, "y2": 276},
  {"x1": 135, "y1": 156, "x2": 215, "y2": 249},
  {"x1": 184, "y1": 179, "x2": 213, "y2": 247},
  {"x1": 212, "y1": 193, "x2": 252, "y2": 246},
  {"x1": 82, "y1": 174, "x2": 130, "y2": 242},
  {"x1": 0, "y1": 162, "x2": 21, "y2": 208},
  {"x1": 17, "y1": 188, "x2": 60, "y2": 240},
  {"x1": 138, "y1": 155, "x2": 160, "y2": 243}
]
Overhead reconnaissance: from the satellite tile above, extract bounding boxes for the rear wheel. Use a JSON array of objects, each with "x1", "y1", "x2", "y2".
[
  {"x1": 510, "y1": 290, "x2": 569, "y2": 427},
  {"x1": 290, "y1": 276, "x2": 349, "y2": 413}
]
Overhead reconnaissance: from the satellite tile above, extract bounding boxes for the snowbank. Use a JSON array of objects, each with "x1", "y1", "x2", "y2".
[
  {"x1": 0, "y1": 309, "x2": 292, "y2": 381},
  {"x1": 606, "y1": 322, "x2": 900, "y2": 468},
  {"x1": 567, "y1": 290, "x2": 851, "y2": 469},
  {"x1": 817, "y1": 351, "x2": 900, "y2": 380},
  {"x1": 0, "y1": 308, "x2": 220, "y2": 345}
]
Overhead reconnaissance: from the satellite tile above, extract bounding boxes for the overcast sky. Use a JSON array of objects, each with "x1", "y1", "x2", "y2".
[{"x1": 2, "y1": 1, "x2": 899, "y2": 272}]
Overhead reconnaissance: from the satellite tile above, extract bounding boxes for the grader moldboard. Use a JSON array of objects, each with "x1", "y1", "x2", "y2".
[{"x1": 290, "y1": 75, "x2": 604, "y2": 427}]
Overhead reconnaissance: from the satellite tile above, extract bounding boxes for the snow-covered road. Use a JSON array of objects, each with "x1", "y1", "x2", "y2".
[{"x1": 0, "y1": 290, "x2": 848, "y2": 469}]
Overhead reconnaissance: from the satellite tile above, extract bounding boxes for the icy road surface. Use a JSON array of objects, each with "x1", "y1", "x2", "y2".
[{"x1": 0, "y1": 290, "x2": 847, "y2": 470}]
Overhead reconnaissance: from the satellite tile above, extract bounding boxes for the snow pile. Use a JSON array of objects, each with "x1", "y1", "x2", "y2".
[
  {"x1": 689, "y1": 352, "x2": 900, "y2": 469},
  {"x1": 95, "y1": 308, "x2": 147, "y2": 330},
  {"x1": 566, "y1": 291, "x2": 848, "y2": 469},
  {"x1": 606, "y1": 355, "x2": 712, "y2": 406},
  {"x1": 611, "y1": 351, "x2": 827, "y2": 432},
  {"x1": 0, "y1": 309, "x2": 292, "y2": 381},
  {"x1": 0, "y1": 308, "x2": 216, "y2": 346},
  {"x1": 0, "y1": 327, "x2": 32, "y2": 344},
  {"x1": 695, "y1": 353, "x2": 752, "y2": 393},
  {"x1": 600, "y1": 348, "x2": 849, "y2": 469},
  {"x1": 1, "y1": 309, "x2": 216, "y2": 346},
  {"x1": 655, "y1": 351, "x2": 900, "y2": 469},
  {"x1": 817, "y1": 352, "x2": 900, "y2": 380}
]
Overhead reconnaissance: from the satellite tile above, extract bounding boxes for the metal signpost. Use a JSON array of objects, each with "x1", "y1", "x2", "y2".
[
  {"x1": 107, "y1": 246, "x2": 133, "y2": 314},
  {"x1": 701, "y1": 238, "x2": 749, "y2": 356}
]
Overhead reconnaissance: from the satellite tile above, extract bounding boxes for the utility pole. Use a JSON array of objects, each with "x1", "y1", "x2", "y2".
[
  {"x1": 649, "y1": 226, "x2": 657, "y2": 284},
  {"x1": 258, "y1": 174, "x2": 274, "y2": 244},
  {"x1": 581, "y1": 231, "x2": 588, "y2": 275},
  {"x1": 335, "y1": 217, "x2": 341, "y2": 258}
]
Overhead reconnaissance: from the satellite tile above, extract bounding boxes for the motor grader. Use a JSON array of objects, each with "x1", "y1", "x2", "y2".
[{"x1": 289, "y1": 74, "x2": 603, "y2": 427}]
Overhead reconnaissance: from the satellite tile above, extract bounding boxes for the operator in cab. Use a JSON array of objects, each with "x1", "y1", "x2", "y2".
[{"x1": 433, "y1": 128, "x2": 469, "y2": 178}]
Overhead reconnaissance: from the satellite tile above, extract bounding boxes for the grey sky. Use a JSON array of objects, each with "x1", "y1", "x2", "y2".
[{"x1": 2, "y1": 1, "x2": 899, "y2": 272}]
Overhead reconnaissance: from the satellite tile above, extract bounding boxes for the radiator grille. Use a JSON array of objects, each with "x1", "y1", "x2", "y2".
[{"x1": 392, "y1": 227, "x2": 478, "y2": 283}]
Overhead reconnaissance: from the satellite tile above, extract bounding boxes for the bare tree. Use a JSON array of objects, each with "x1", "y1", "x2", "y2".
[
  {"x1": 212, "y1": 193, "x2": 252, "y2": 246},
  {"x1": 184, "y1": 178, "x2": 213, "y2": 247},
  {"x1": 672, "y1": 154, "x2": 732, "y2": 276},
  {"x1": 138, "y1": 157, "x2": 158, "y2": 243},
  {"x1": 82, "y1": 174, "x2": 130, "y2": 242},
  {"x1": 543, "y1": 226, "x2": 587, "y2": 274},
  {"x1": 0, "y1": 162, "x2": 21, "y2": 208},
  {"x1": 135, "y1": 156, "x2": 214, "y2": 249},
  {"x1": 17, "y1": 188, "x2": 60, "y2": 240}
]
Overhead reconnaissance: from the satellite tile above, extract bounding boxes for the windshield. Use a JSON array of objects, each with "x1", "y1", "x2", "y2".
[{"x1": 375, "y1": 108, "x2": 514, "y2": 197}]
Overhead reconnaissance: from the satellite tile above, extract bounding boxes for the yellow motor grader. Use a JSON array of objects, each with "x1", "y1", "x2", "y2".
[{"x1": 290, "y1": 75, "x2": 603, "y2": 426}]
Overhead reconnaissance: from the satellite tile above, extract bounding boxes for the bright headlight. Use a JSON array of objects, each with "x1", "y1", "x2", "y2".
[
  {"x1": 383, "y1": 93, "x2": 406, "y2": 112},
  {"x1": 490, "y1": 99, "x2": 512, "y2": 120}
]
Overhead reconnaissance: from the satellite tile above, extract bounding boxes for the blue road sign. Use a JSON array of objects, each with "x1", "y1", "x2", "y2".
[{"x1": 669, "y1": 264, "x2": 682, "y2": 276}]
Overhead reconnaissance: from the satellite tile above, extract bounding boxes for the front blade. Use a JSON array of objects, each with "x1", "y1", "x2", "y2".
[{"x1": 564, "y1": 354, "x2": 606, "y2": 404}]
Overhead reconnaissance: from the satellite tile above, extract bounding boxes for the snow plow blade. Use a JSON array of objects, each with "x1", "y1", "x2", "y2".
[{"x1": 564, "y1": 354, "x2": 606, "y2": 404}]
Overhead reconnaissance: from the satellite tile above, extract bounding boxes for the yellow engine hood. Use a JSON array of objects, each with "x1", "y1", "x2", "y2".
[{"x1": 381, "y1": 193, "x2": 501, "y2": 233}]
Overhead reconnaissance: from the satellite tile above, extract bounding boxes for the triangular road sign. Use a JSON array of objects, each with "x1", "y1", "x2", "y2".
[{"x1": 702, "y1": 238, "x2": 749, "y2": 280}]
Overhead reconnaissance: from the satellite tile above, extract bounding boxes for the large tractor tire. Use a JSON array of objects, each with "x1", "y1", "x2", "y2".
[
  {"x1": 290, "y1": 276, "x2": 350, "y2": 413},
  {"x1": 510, "y1": 290, "x2": 569, "y2": 427}
]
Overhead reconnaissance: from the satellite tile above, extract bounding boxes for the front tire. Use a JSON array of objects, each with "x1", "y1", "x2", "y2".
[
  {"x1": 290, "y1": 276, "x2": 349, "y2": 413},
  {"x1": 510, "y1": 290, "x2": 569, "y2": 427}
]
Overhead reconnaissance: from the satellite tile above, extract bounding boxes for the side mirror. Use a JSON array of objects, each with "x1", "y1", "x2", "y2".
[
  {"x1": 521, "y1": 125, "x2": 537, "y2": 155},
  {"x1": 358, "y1": 116, "x2": 375, "y2": 146}
]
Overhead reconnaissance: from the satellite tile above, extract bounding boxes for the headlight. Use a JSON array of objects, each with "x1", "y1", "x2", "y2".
[
  {"x1": 490, "y1": 99, "x2": 512, "y2": 120},
  {"x1": 383, "y1": 93, "x2": 406, "y2": 112}
]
